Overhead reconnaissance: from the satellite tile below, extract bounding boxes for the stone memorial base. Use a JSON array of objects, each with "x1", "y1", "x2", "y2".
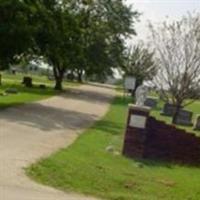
[
  {"x1": 122, "y1": 104, "x2": 150, "y2": 158},
  {"x1": 123, "y1": 104, "x2": 200, "y2": 166},
  {"x1": 144, "y1": 96, "x2": 158, "y2": 108}
]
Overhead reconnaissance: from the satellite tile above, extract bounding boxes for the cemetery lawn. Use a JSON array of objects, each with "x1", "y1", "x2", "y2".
[
  {"x1": 27, "y1": 96, "x2": 200, "y2": 200},
  {"x1": 0, "y1": 73, "x2": 80, "y2": 108}
]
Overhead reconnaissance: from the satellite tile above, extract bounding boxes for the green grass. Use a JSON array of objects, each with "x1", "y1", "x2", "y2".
[
  {"x1": 27, "y1": 96, "x2": 200, "y2": 200},
  {"x1": 0, "y1": 72, "x2": 80, "y2": 108},
  {"x1": 2, "y1": 72, "x2": 80, "y2": 87}
]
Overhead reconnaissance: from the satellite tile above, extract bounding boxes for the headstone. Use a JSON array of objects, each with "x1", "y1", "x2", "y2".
[
  {"x1": 22, "y1": 76, "x2": 33, "y2": 88},
  {"x1": 12, "y1": 69, "x2": 16, "y2": 74},
  {"x1": 161, "y1": 103, "x2": 177, "y2": 116},
  {"x1": 5, "y1": 88, "x2": 18, "y2": 94},
  {"x1": 48, "y1": 75, "x2": 54, "y2": 81},
  {"x1": 144, "y1": 97, "x2": 158, "y2": 108},
  {"x1": 39, "y1": 84, "x2": 46, "y2": 89},
  {"x1": 175, "y1": 110, "x2": 193, "y2": 126},
  {"x1": 194, "y1": 115, "x2": 200, "y2": 130},
  {"x1": 67, "y1": 73, "x2": 75, "y2": 81},
  {"x1": 124, "y1": 76, "x2": 136, "y2": 92}
]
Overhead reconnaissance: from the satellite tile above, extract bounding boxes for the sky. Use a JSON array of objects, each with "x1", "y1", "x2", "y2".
[{"x1": 125, "y1": 0, "x2": 200, "y2": 42}]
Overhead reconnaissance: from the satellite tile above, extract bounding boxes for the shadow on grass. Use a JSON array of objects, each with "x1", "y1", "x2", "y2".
[
  {"x1": 136, "y1": 158, "x2": 174, "y2": 168},
  {"x1": 133, "y1": 156, "x2": 200, "y2": 168},
  {"x1": 111, "y1": 96, "x2": 132, "y2": 107},
  {"x1": 93, "y1": 120, "x2": 125, "y2": 135}
]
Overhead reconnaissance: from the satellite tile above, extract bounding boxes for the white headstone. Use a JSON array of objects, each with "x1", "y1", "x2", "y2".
[
  {"x1": 124, "y1": 76, "x2": 136, "y2": 90},
  {"x1": 129, "y1": 115, "x2": 147, "y2": 129}
]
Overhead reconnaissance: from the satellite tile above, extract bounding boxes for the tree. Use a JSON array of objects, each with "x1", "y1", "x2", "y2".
[
  {"x1": 29, "y1": 0, "x2": 80, "y2": 90},
  {"x1": 122, "y1": 43, "x2": 157, "y2": 94},
  {"x1": 65, "y1": 0, "x2": 140, "y2": 82},
  {"x1": 0, "y1": 0, "x2": 34, "y2": 69},
  {"x1": 149, "y1": 13, "x2": 200, "y2": 124},
  {"x1": 26, "y1": 0, "x2": 139, "y2": 89}
]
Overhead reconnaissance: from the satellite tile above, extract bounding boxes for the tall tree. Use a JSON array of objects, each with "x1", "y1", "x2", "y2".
[
  {"x1": 122, "y1": 43, "x2": 157, "y2": 93},
  {"x1": 30, "y1": 0, "x2": 80, "y2": 90},
  {"x1": 0, "y1": 0, "x2": 34, "y2": 69},
  {"x1": 66, "y1": 0, "x2": 139, "y2": 82},
  {"x1": 149, "y1": 13, "x2": 200, "y2": 124},
  {"x1": 27, "y1": 0, "x2": 139, "y2": 89}
]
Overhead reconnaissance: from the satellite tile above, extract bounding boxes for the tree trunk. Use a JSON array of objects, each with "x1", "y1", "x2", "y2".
[
  {"x1": 172, "y1": 104, "x2": 181, "y2": 124},
  {"x1": 77, "y1": 70, "x2": 83, "y2": 83},
  {"x1": 53, "y1": 66, "x2": 64, "y2": 91},
  {"x1": 54, "y1": 77, "x2": 63, "y2": 90}
]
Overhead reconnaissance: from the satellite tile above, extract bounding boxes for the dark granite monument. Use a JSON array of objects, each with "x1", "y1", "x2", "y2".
[
  {"x1": 161, "y1": 103, "x2": 177, "y2": 116},
  {"x1": 175, "y1": 110, "x2": 193, "y2": 126},
  {"x1": 144, "y1": 97, "x2": 158, "y2": 108},
  {"x1": 194, "y1": 115, "x2": 200, "y2": 130}
]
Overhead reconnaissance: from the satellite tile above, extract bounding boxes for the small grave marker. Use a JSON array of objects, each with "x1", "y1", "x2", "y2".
[
  {"x1": 161, "y1": 103, "x2": 177, "y2": 116},
  {"x1": 175, "y1": 110, "x2": 193, "y2": 126},
  {"x1": 22, "y1": 76, "x2": 33, "y2": 88},
  {"x1": 39, "y1": 84, "x2": 46, "y2": 89},
  {"x1": 144, "y1": 97, "x2": 158, "y2": 108},
  {"x1": 194, "y1": 115, "x2": 200, "y2": 130},
  {"x1": 5, "y1": 88, "x2": 18, "y2": 94},
  {"x1": 124, "y1": 76, "x2": 136, "y2": 94}
]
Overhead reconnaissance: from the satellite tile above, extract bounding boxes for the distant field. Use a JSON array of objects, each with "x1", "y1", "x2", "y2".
[
  {"x1": 0, "y1": 72, "x2": 80, "y2": 108},
  {"x1": 27, "y1": 95, "x2": 200, "y2": 200}
]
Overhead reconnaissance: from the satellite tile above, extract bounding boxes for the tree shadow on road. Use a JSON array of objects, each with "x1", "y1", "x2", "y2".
[
  {"x1": 0, "y1": 103, "x2": 99, "y2": 132},
  {"x1": 60, "y1": 87, "x2": 114, "y2": 105},
  {"x1": 0, "y1": 85, "x2": 115, "y2": 133}
]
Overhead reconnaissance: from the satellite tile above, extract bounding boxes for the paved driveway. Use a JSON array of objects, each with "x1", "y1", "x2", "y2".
[{"x1": 0, "y1": 84, "x2": 115, "y2": 200}]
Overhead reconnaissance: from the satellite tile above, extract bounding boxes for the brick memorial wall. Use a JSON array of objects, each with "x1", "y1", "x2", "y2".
[{"x1": 123, "y1": 104, "x2": 200, "y2": 166}]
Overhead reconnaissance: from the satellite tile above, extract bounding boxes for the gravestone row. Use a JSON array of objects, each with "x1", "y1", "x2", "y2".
[
  {"x1": 161, "y1": 103, "x2": 193, "y2": 126},
  {"x1": 161, "y1": 103, "x2": 200, "y2": 129}
]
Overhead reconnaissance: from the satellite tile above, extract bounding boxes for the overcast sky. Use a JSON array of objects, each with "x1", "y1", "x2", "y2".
[{"x1": 125, "y1": 0, "x2": 200, "y2": 42}]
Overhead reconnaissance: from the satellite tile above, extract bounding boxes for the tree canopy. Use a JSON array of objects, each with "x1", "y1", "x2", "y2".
[
  {"x1": 0, "y1": 0, "x2": 34, "y2": 68},
  {"x1": 149, "y1": 13, "x2": 200, "y2": 123},
  {"x1": 122, "y1": 43, "x2": 157, "y2": 91},
  {"x1": 0, "y1": 0, "x2": 139, "y2": 89}
]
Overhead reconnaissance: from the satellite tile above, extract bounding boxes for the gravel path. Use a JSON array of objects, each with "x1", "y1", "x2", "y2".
[{"x1": 0, "y1": 84, "x2": 115, "y2": 200}]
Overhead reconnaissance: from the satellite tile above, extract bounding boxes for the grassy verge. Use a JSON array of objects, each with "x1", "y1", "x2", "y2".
[
  {"x1": 2, "y1": 72, "x2": 80, "y2": 87},
  {"x1": 0, "y1": 73, "x2": 80, "y2": 108},
  {"x1": 0, "y1": 83, "x2": 58, "y2": 108},
  {"x1": 27, "y1": 96, "x2": 200, "y2": 200}
]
